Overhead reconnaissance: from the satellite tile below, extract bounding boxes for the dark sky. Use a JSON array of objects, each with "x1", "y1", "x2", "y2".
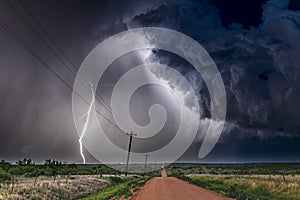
[{"x1": 0, "y1": 0, "x2": 300, "y2": 163}]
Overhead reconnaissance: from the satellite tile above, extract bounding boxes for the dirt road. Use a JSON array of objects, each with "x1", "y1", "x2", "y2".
[{"x1": 131, "y1": 177, "x2": 231, "y2": 200}]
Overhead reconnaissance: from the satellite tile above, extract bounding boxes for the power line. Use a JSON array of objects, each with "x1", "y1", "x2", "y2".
[
  {"x1": 5, "y1": 0, "x2": 77, "y2": 76},
  {"x1": 9, "y1": 0, "x2": 105, "y2": 111},
  {"x1": 0, "y1": 17, "x2": 123, "y2": 132},
  {"x1": 2, "y1": 2, "x2": 140, "y2": 167},
  {"x1": 17, "y1": 0, "x2": 78, "y2": 73},
  {"x1": 6, "y1": 0, "x2": 130, "y2": 133},
  {"x1": 15, "y1": 0, "x2": 130, "y2": 131}
]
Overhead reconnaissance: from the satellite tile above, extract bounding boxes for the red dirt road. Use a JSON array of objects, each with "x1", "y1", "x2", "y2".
[
  {"x1": 161, "y1": 168, "x2": 167, "y2": 177},
  {"x1": 131, "y1": 177, "x2": 231, "y2": 200}
]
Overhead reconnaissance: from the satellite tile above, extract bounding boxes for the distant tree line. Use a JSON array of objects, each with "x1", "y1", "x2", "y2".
[
  {"x1": 0, "y1": 159, "x2": 120, "y2": 183},
  {"x1": 167, "y1": 163, "x2": 300, "y2": 176}
]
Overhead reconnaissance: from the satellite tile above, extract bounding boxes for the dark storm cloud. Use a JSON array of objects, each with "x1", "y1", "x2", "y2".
[
  {"x1": 126, "y1": 0, "x2": 300, "y2": 161},
  {"x1": 210, "y1": 0, "x2": 268, "y2": 29},
  {"x1": 0, "y1": 0, "x2": 171, "y2": 163},
  {"x1": 1, "y1": 0, "x2": 300, "y2": 163},
  {"x1": 185, "y1": 136, "x2": 300, "y2": 163},
  {"x1": 289, "y1": 0, "x2": 300, "y2": 10}
]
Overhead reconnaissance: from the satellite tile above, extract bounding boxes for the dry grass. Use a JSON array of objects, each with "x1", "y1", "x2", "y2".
[
  {"x1": 0, "y1": 175, "x2": 110, "y2": 200},
  {"x1": 189, "y1": 174, "x2": 300, "y2": 198}
]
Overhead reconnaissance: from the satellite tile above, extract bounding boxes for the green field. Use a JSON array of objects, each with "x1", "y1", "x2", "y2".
[
  {"x1": 1, "y1": 160, "x2": 300, "y2": 199},
  {"x1": 80, "y1": 177, "x2": 148, "y2": 200},
  {"x1": 167, "y1": 163, "x2": 300, "y2": 200}
]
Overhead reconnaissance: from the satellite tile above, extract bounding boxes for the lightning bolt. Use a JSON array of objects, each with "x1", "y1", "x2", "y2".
[{"x1": 79, "y1": 84, "x2": 95, "y2": 164}]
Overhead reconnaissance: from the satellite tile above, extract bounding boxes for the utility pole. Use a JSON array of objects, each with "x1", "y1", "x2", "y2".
[
  {"x1": 125, "y1": 132, "x2": 137, "y2": 176},
  {"x1": 144, "y1": 154, "x2": 149, "y2": 171},
  {"x1": 11, "y1": 174, "x2": 15, "y2": 193}
]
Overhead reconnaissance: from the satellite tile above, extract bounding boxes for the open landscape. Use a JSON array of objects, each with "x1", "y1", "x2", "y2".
[
  {"x1": 1, "y1": 160, "x2": 300, "y2": 199},
  {"x1": 1, "y1": 0, "x2": 300, "y2": 199}
]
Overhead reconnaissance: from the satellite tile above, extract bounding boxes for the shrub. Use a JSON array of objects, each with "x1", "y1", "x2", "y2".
[
  {"x1": 0, "y1": 168, "x2": 10, "y2": 181},
  {"x1": 108, "y1": 176, "x2": 124, "y2": 185}
]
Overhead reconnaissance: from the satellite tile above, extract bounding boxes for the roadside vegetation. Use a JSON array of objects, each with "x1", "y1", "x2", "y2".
[
  {"x1": 0, "y1": 159, "x2": 136, "y2": 199},
  {"x1": 2, "y1": 160, "x2": 300, "y2": 199},
  {"x1": 0, "y1": 159, "x2": 156, "y2": 199},
  {"x1": 168, "y1": 163, "x2": 300, "y2": 200},
  {"x1": 0, "y1": 159, "x2": 120, "y2": 183},
  {"x1": 167, "y1": 163, "x2": 300, "y2": 175},
  {"x1": 80, "y1": 176, "x2": 148, "y2": 200},
  {"x1": 174, "y1": 175, "x2": 300, "y2": 200}
]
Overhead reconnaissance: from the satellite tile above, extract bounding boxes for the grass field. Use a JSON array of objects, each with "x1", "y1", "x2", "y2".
[
  {"x1": 80, "y1": 177, "x2": 148, "y2": 200},
  {"x1": 0, "y1": 159, "x2": 155, "y2": 199},
  {"x1": 0, "y1": 175, "x2": 110, "y2": 200},
  {"x1": 167, "y1": 163, "x2": 300, "y2": 200},
  {"x1": 1, "y1": 160, "x2": 300, "y2": 199},
  {"x1": 184, "y1": 174, "x2": 300, "y2": 200}
]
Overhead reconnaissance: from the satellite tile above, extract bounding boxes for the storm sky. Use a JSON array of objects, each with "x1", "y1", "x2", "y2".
[{"x1": 0, "y1": 0, "x2": 300, "y2": 163}]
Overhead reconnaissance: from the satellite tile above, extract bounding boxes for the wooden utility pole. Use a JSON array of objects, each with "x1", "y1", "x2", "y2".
[
  {"x1": 11, "y1": 174, "x2": 15, "y2": 193},
  {"x1": 125, "y1": 132, "x2": 137, "y2": 176},
  {"x1": 144, "y1": 154, "x2": 149, "y2": 173},
  {"x1": 34, "y1": 176, "x2": 38, "y2": 186},
  {"x1": 144, "y1": 154, "x2": 149, "y2": 171}
]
